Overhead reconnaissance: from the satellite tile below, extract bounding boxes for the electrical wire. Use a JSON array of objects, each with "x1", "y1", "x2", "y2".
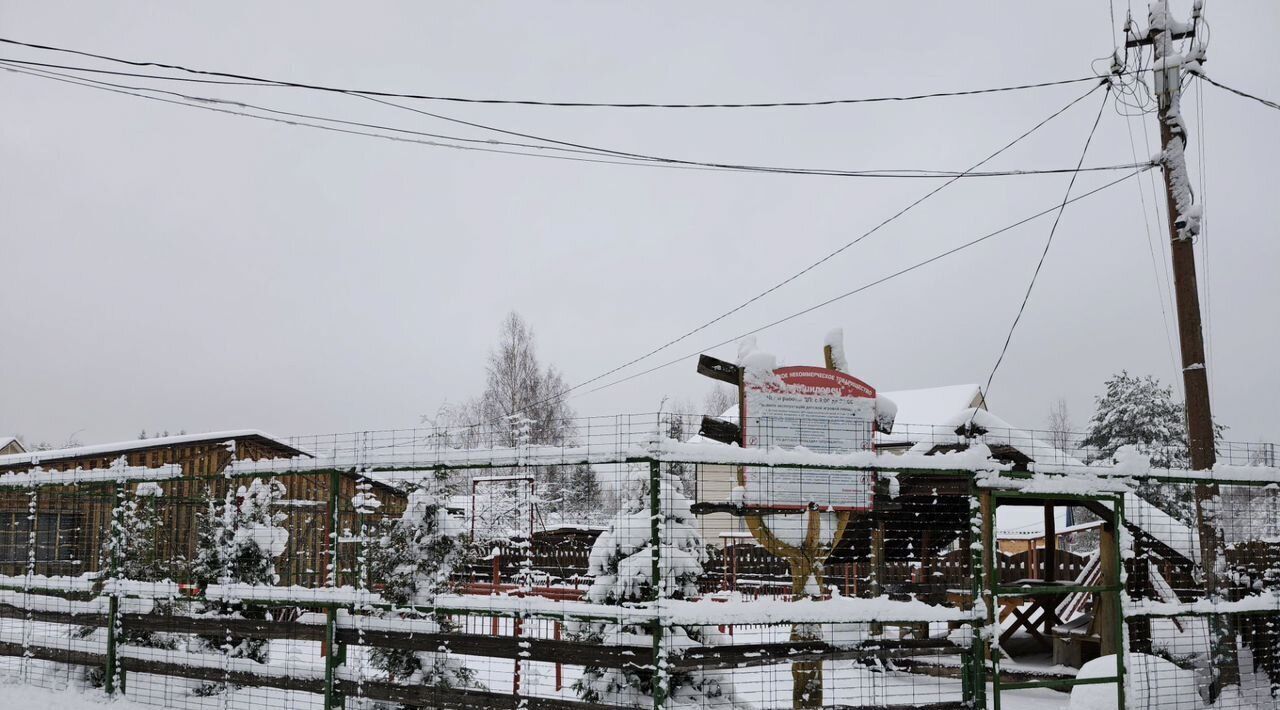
[
  {"x1": 1195, "y1": 74, "x2": 1280, "y2": 112},
  {"x1": 976, "y1": 85, "x2": 1113, "y2": 411},
  {"x1": 0, "y1": 37, "x2": 1112, "y2": 109},
  {"x1": 0, "y1": 64, "x2": 745, "y2": 176},
  {"x1": 576, "y1": 166, "x2": 1152, "y2": 401},
  {"x1": 1109, "y1": 17, "x2": 1183, "y2": 392},
  {"x1": 1, "y1": 62, "x2": 1149, "y2": 180},
  {"x1": 471, "y1": 81, "x2": 1113, "y2": 412}
]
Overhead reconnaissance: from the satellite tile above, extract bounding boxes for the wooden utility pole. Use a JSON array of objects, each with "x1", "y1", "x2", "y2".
[
  {"x1": 1130, "y1": 1, "x2": 1238, "y2": 695},
  {"x1": 1136, "y1": 1, "x2": 1216, "y2": 471}
]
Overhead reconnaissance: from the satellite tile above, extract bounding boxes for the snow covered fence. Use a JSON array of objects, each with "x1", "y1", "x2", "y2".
[{"x1": 0, "y1": 435, "x2": 1275, "y2": 709}]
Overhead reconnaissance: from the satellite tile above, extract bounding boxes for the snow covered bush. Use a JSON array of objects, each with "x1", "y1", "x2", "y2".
[
  {"x1": 574, "y1": 464, "x2": 747, "y2": 708},
  {"x1": 191, "y1": 478, "x2": 289, "y2": 672},
  {"x1": 365, "y1": 470, "x2": 481, "y2": 690},
  {"x1": 118, "y1": 481, "x2": 167, "y2": 583},
  {"x1": 83, "y1": 482, "x2": 176, "y2": 686},
  {"x1": 193, "y1": 478, "x2": 289, "y2": 591}
]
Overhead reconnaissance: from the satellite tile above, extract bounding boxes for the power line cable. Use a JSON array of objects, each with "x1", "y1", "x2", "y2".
[
  {"x1": 1196, "y1": 73, "x2": 1280, "y2": 112},
  {"x1": 975, "y1": 85, "x2": 1112, "y2": 411},
  {"x1": 338, "y1": 79, "x2": 1125, "y2": 181},
  {"x1": 0, "y1": 37, "x2": 1110, "y2": 109},
  {"x1": 474, "y1": 81, "x2": 1112, "y2": 410},
  {"x1": 2, "y1": 61, "x2": 1148, "y2": 180},
  {"x1": 0, "y1": 64, "x2": 748, "y2": 175},
  {"x1": 577, "y1": 166, "x2": 1150, "y2": 401}
]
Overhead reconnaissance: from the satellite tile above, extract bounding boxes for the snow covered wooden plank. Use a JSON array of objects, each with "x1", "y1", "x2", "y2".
[
  {"x1": 0, "y1": 460, "x2": 182, "y2": 488},
  {"x1": 204, "y1": 582, "x2": 385, "y2": 605},
  {"x1": 0, "y1": 572, "x2": 98, "y2": 593},
  {"x1": 1124, "y1": 591, "x2": 1280, "y2": 618}
]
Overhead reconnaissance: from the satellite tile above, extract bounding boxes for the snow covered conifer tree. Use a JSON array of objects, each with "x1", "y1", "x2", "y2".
[
  {"x1": 1080, "y1": 371, "x2": 1189, "y2": 467},
  {"x1": 574, "y1": 464, "x2": 745, "y2": 708},
  {"x1": 82, "y1": 481, "x2": 174, "y2": 686},
  {"x1": 191, "y1": 478, "x2": 289, "y2": 668},
  {"x1": 117, "y1": 481, "x2": 176, "y2": 648},
  {"x1": 119, "y1": 481, "x2": 167, "y2": 586},
  {"x1": 1080, "y1": 371, "x2": 1225, "y2": 524},
  {"x1": 366, "y1": 471, "x2": 481, "y2": 689}
]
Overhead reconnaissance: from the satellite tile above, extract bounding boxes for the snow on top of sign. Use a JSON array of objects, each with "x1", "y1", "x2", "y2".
[
  {"x1": 0, "y1": 429, "x2": 306, "y2": 468},
  {"x1": 736, "y1": 337, "x2": 782, "y2": 389},
  {"x1": 823, "y1": 328, "x2": 849, "y2": 372}
]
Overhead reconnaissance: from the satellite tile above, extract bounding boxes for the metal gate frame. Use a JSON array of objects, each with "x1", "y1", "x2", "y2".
[{"x1": 981, "y1": 490, "x2": 1127, "y2": 710}]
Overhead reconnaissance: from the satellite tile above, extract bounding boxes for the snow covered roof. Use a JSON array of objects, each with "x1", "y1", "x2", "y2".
[
  {"x1": 0, "y1": 429, "x2": 309, "y2": 468},
  {"x1": 0, "y1": 437, "x2": 21, "y2": 453},
  {"x1": 908, "y1": 408, "x2": 1082, "y2": 467},
  {"x1": 877, "y1": 384, "x2": 984, "y2": 446}
]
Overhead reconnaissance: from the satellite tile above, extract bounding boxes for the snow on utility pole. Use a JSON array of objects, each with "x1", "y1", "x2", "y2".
[
  {"x1": 1134, "y1": 0, "x2": 1215, "y2": 472},
  {"x1": 1129, "y1": 1, "x2": 1238, "y2": 695}
]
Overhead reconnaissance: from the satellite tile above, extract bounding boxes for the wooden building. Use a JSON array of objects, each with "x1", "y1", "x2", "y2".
[
  {"x1": 0, "y1": 431, "x2": 406, "y2": 587},
  {"x1": 0, "y1": 438, "x2": 25, "y2": 457}
]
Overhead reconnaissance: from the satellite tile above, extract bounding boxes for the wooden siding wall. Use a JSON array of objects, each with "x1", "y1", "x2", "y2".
[{"x1": 0, "y1": 439, "x2": 408, "y2": 586}]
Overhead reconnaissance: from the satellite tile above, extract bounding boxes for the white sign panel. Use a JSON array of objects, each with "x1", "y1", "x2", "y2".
[{"x1": 741, "y1": 366, "x2": 876, "y2": 511}]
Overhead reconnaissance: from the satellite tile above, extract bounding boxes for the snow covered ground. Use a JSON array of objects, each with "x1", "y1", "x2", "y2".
[{"x1": 0, "y1": 681, "x2": 158, "y2": 710}]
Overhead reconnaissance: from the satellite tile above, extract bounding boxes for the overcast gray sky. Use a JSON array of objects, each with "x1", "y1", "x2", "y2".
[{"x1": 2, "y1": 1, "x2": 1277, "y2": 448}]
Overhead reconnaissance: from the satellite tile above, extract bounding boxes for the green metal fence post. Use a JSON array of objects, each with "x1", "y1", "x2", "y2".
[
  {"x1": 324, "y1": 468, "x2": 343, "y2": 710},
  {"x1": 1111, "y1": 494, "x2": 1127, "y2": 710},
  {"x1": 966, "y1": 475, "x2": 987, "y2": 709},
  {"x1": 649, "y1": 458, "x2": 665, "y2": 710},
  {"x1": 104, "y1": 481, "x2": 123, "y2": 696}
]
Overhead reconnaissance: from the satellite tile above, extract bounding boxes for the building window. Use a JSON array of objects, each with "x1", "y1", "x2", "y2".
[{"x1": 0, "y1": 512, "x2": 81, "y2": 565}]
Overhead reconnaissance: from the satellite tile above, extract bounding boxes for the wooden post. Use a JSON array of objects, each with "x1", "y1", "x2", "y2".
[
  {"x1": 1096, "y1": 520, "x2": 1120, "y2": 657},
  {"x1": 554, "y1": 621, "x2": 563, "y2": 691},
  {"x1": 492, "y1": 553, "x2": 501, "y2": 636},
  {"x1": 1043, "y1": 503, "x2": 1057, "y2": 583},
  {"x1": 513, "y1": 616, "x2": 523, "y2": 696},
  {"x1": 980, "y1": 491, "x2": 996, "y2": 663},
  {"x1": 869, "y1": 521, "x2": 886, "y2": 636}
]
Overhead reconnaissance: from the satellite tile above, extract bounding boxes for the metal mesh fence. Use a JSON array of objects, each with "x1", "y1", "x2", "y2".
[
  {"x1": 0, "y1": 420, "x2": 1273, "y2": 708},
  {"x1": 273, "y1": 414, "x2": 1278, "y2": 471}
]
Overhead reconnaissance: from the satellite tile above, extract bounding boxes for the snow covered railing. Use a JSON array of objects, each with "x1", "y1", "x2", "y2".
[
  {"x1": 212, "y1": 438, "x2": 1280, "y2": 486},
  {"x1": 430, "y1": 592, "x2": 982, "y2": 626},
  {"x1": 0, "y1": 588, "x2": 154, "y2": 615},
  {"x1": 0, "y1": 572, "x2": 98, "y2": 594},
  {"x1": 1124, "y1": 591, "x2": 1280, "y2": 619},
  {"x1": 0, "y1": 459, "x2": 182, "y2": 487},
  {"x1": 101, "y1": 579, "x2": 183, "y2": 599},
  {"x1": 204, "y1": 582, "x2": 386, "y2": 606}
]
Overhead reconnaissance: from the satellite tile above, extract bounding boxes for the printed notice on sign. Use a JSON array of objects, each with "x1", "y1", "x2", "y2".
[{"x1": 741, "y1": 366, "x2": 877, "y2": 511}]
